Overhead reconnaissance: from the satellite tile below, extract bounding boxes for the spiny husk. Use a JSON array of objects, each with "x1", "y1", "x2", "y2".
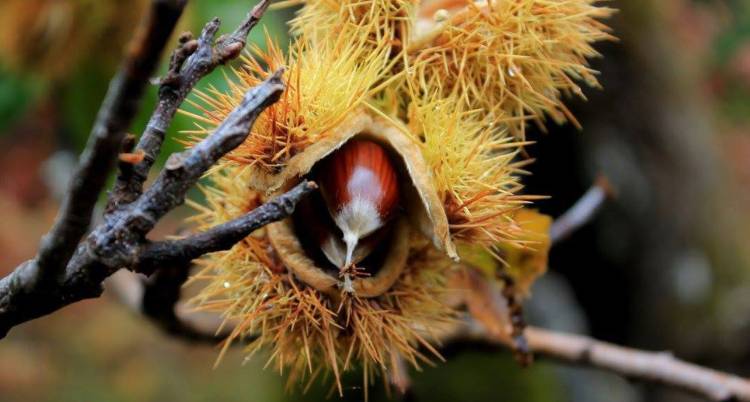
[
  {"x1": 274, "y1": 0, "x2": 418, "y2": 106},
  {"x1": 187, "y1": 63, "x2": 460, "y2": 257},
  {"x1": 275, "y1": 0, "x2": 417, "y2": 50},
  {"x1": 408, "y1": 0, "x2": 616, "y2": 138},
  {"x1": 406, "y1": 92, "x2": 531, "y2": 248},
  {"x1": 188, "y1": 166, "x2": 456, "y2": 395},
  {"x1": 185, "y1": 0, "x2": 613, "y2": 392},
  {"x1": 181, "y1": 29, "x2": 395, "y2": 190}
]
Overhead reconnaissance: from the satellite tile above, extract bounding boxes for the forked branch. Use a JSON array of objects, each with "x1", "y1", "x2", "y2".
[
  {"x1": 109, "y1": 0, "x2": 271, "y2": 208},
  {"x1": 35, "y1": 0, "x2": 187, "y2": 282},
  {"x1": 0, "y1": 0, "x2": 301, "y2": 338}
]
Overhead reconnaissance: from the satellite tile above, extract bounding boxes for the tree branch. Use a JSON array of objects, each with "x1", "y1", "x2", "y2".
[
  {"x1": 0, "y1": 1, "x2": 287, "y2": 337},
  {"x1": 137, "y1": 180, "x2": 318, "y2": 274},
  {"x1": 108, "y1": 0, "x2": 271, "y2": 209},
  {"x1": 454, "y1": 267, "x2": 750, "y2": 402},
  {"x1": 448, "y1": 321, "x2": 750, "y2": 401},
  {"x1": 90, "y1": 69, "x2": 285, "y2": 256},
  {"x1": 549, "y1": 175, "x2": 614, "y2": 245},
  {"x1": 35, "y1": 0, "x2": 186, "y2": 279},
  {"x1": 132, "y1": 180, "x2": 318, "y2": 342},
  {"x1": 0, "y1": 73, "x2": 285, "y2": 338},
  {"x1": 525, "y1": 327, "x2": 750, "y2": 402}
]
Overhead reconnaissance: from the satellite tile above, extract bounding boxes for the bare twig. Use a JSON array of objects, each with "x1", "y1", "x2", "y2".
[
  {"x1": 525, "y1": 327, "x2": 750, "y2": 402},
  {"x1": 0, "y1": 1, "x2": 289, "y2": 338},
  {"x1": 134, "y1": 180, "x2": 317, "y2": 341},
  {"x1": 92, "y1": 69, "x2": 285, "y2": 252},
  {"x1": 112, "y1": 180, "x2": 317, "y2": 342},
  {"x1": 549, "y1": 175, "x2": 614, "y2": 245},
  {"x1": 109, "y1": 0, "x2": 271, "y2": 209},
  {"x1": 0, "y1": 72, "x2": 285, "y2": 338},
  {"x1": 455, "y1": 269, "x2": 750, "y2": 402},
  {"x1": 137, "y1": 181, "x2": 318, "y2": 274},
  {"x1": 35, "y1": 0, "x2": 186, "y2": 278},
  {"x1": 452, "y1": 321, "x2": 750, "y2": 401}
]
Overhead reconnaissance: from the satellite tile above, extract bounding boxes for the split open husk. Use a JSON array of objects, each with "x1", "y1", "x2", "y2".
[{"x1": 262, "y1": 108, "x2": 457, "y2": 296}]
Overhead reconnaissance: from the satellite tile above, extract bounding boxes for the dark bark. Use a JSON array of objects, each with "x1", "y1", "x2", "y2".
[
  {"x1": 36, "y1": 0, "x2": 187, "y2": 279},
  {"x1": 109, "y1": 0, "x2": 271, "y2": 209},
  {"x1": 0, "y1": 73, "x2": 286, "y2": 338},
  {"x1": 0, "y1": 0, "x2": 296, "y2": 338},
  {"x1": 137, "y1": 181, "x2": 317, "y2": 274}
]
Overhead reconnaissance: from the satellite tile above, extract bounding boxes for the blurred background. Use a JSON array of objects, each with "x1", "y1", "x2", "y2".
[{"x1": 0, "y1": 1, "x2": 749, "y2": 401}]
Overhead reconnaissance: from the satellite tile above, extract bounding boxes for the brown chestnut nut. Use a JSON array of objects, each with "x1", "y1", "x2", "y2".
[{"x1": 314, "y1": 139, "x2": 400, "y2": 269}]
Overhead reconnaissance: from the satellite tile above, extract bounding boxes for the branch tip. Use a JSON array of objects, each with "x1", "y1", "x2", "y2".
[
  {"x1": 199, "y1": 18, "x2": 222, "y2": 44},
  {"x1": 119, "y1": 150, "x2": 146, "y2": 165},
  {"x1": 270, "y1": 67, "x2": 286, "y2": 82},
  {"x1": 550, "y1": 174, "x2": 611, "y2": 245},
  {"x1": 252, "y1": 0, "x2": 271, "y2": 19}
]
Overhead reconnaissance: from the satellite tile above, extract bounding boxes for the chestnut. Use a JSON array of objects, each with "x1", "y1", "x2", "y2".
[{"x1": 314, "y1": 139, "x2": 401, "y2": 270}]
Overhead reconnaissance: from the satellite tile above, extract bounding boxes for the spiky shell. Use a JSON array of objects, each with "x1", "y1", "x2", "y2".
[
  {"x1": 183, "y1": 29, "x2": 396, "y2": 189},
  {"x1": 277, "y1": 0, "x2": 417, "y2": 48},
  {"x1": 406, "y1": 92, "x2": 530, "y2": 247},
  {"x1": 186, "y1": 0, "x2": 613, "y2": 393},
  {"x1": 408, "y1": 0, "x2": 615, "y2": 138},
  {"x1": 189, "y1": 162, "x2": 456, "y2": 394}
]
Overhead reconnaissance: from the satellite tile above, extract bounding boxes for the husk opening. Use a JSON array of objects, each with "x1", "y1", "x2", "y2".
[{"x1": 265, "y1": 108, "x2": 457, "y2": 260}]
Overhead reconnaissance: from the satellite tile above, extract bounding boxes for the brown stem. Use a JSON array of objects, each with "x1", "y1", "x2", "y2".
[
  {"x1": 450, "y1": 318, "x2": 750, "y2": 401},
  {"x1": 137, "y1": 180, "x2": 318, "y2": 274},
  {"x1": 36, "y1": 0, "x2": 186, "y2": 279},
  {"x1": 524, "y1": 327, "x2": 750, "y2": 402},
  {"x1": 108, "y1": 0, "x2": 271, "y2": 209},
  {"x1": 0, "y1": 0, "x2": 284, "y2": 337},
  {"x1": 0, "y1": 74, "x2": 284, "y2": 338},
  {"x1": 549, "y1": 175, "x2": 614, "y2": 245}
]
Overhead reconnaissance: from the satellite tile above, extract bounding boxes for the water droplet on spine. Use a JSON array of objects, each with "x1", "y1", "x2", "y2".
[{"x1": 434, "y1": 9, "x2": 449, "y2": 22}]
